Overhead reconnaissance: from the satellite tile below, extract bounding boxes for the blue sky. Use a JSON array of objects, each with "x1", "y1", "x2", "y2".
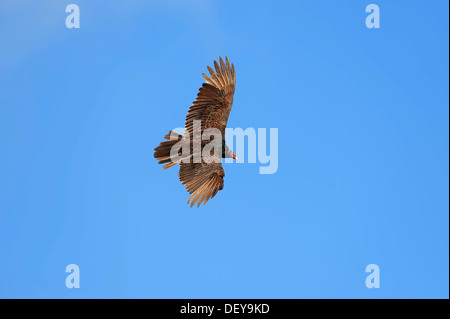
[{"x1": 0, "y1": 0, "x2": 448, "y2": 298}]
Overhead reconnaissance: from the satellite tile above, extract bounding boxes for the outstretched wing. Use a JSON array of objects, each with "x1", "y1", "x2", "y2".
[
  {"x1": 179, "y1": 160, "x2": 225, "y2": 207},
  {"x1": 184, "y1": 56, "x2": 236, "y2": 137},
  {"x1": 179, "y1": 56, "x2": 235, "y2": 207}
]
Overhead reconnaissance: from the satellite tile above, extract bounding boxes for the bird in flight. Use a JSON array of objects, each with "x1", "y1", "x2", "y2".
[{"x1": 154, "y1": 57, "x2": 237, "y2": 207}]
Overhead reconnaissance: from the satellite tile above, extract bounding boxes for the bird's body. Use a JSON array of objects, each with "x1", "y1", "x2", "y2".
[{"x1": 154, "y1": 57, "x2": 236, "y2": 207}]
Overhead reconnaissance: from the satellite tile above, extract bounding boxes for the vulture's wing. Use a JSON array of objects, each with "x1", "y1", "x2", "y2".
[
  {"x1": 179, "y1": 57, "x2": 236, "y2": 207},
  {"x1": 184, "y1": 56, "x2": 236, "y2": 136},
  {"x1": 179, "y1": 161, "x2": 225, "y2": 207}
]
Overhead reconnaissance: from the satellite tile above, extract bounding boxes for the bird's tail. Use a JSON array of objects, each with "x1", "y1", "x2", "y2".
[{"x1": 154, "y1": 130, "x2": 184, "y2": 169}]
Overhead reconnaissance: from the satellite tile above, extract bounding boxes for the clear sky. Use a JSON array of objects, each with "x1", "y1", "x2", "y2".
[{"x1": 0, "y1": 0, "x2": 448, "y2": 298}]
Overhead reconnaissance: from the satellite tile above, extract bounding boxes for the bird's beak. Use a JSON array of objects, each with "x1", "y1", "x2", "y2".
[{"x1": 233, "y1": 153, "x2": 237, "y2": 160}]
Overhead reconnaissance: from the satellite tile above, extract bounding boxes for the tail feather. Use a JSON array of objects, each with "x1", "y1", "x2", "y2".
[{"x1": 154, "y1": 130, "x2": 184, "y2": 169}]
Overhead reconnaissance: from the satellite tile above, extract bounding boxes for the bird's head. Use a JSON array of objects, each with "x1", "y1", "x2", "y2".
[{"x1": 227, "y1": 149, "x2": 237, "y2": 160}]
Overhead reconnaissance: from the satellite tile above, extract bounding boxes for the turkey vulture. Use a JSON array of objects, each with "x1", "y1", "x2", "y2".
[{"x1": 154, "y1": 57, "x2": 237, "y2": 207}]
